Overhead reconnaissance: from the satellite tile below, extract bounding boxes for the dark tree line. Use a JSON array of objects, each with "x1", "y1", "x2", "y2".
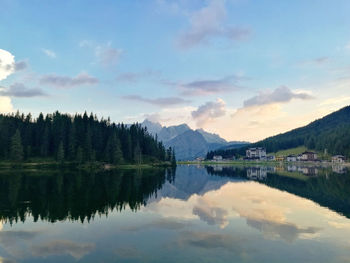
[
  {"x1": 0, "y1": 167, "x2": 176, "y2": 224},
  {"x1": 0, "y1": 111, "x2": 176, "y2": 164},
  {"x1": 207, "y1": 105, "x2": 350, "y2": 159}
]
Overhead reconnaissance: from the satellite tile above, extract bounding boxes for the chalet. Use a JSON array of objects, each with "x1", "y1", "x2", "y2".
[
  {"x1": 286, "y1": 155, "x2": 297, "y2": 162},
  {"x1": 301, "y1": 151, "x2": 317, "y2": 161},
  {"x1": 246, "y1": 147, "x2": 267, "y2": 160},
  {"x1": 332, "y1": 155, "x2": 346, "y2": 163},
  {"x1": 213, "y1": 155, "x2": 223, "y2": 161},
  {"x1": 276, "y1": 156, "x2": 285, "y2": 162}
]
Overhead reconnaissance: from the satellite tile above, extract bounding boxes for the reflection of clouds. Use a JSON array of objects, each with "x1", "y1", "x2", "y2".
[
  {"x1": 31, "y1": 240, "x2": 95, "y2": 259},
  {"x1": 193, "y1": 199, "x2": 228, "y2": 228},
  {"x1": 122, "y1": 218, "x2": 192, "y2": 232},
  {"x1": 246, "y1": 219, "x2": 321, "y2": 243},
  {"x1": 177, "y1": 230, "x2": 249, "y2": 259},
  {"x1": 0, "y1": 230, "x2": 40, "y2": 247},
  {"x1": 328, "y1": 221, "x2": 350, "y2": 229},
  {"x1": 0, "y1": 257, "x2": 16, "y2": 263},
  {"x1": 147, "y1": 181, "x2": 330, "y2": 243},
  {"x1": 114, "y1": 246, "x2": 142, "y2": 259}
]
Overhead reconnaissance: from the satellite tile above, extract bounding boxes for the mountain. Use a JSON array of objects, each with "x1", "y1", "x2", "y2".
[
  {"x1": 207, "y1": 105, "x2": 350, "y2": 159},
  {"x1": 196, "y1": 128, "x2": 227, "y2": 144},
  {"x1": 141, "y1": 119, "x2": 245, "y2": 160},
  {"x1": 164, "y1": 130, "x2": 209, "y2": 160},
  {"x1": 158, "y1": 124, "x2": 191, "y2": 142}
]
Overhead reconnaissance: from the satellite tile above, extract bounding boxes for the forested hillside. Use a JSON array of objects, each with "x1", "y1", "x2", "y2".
[
  {"x1": 0, "y1": 111, "x2": 175, "y2": 164},
  {"x1": 207, "y1": 105, "x2": 350, "y2": 159}
]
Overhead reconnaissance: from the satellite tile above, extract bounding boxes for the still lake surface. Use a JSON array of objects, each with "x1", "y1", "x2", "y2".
[{"x1": 0, "y1": 164, "x2": 350, "y2": 262}]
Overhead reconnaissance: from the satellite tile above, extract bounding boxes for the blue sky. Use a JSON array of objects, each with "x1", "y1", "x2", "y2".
[{"x1": 1, "y1": 0, "x2": 350, "y2": 141}]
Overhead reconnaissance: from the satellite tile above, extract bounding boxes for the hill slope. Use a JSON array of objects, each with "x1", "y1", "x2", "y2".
[{"x1": 207, "y1": 105, "x2": 350, "y2": 159}]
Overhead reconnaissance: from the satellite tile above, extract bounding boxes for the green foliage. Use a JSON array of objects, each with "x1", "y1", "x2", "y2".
[
  {"x1": 207, "y1": 105, "x2": 350, "y2": 159},
  {"x1": 57, "y1": 141, "x2": 65, "y2": 163},
  {"x1": 273, "y1": 146, "x2": 307, "y2": 157},
  {"x1": 0, "y1": 111, "x2": 173, "y2": 165},
  {"x1": 10, "y1": 129, "x2": 24, "y2": 162}
]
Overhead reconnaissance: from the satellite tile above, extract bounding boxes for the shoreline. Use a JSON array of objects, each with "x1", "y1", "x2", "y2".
[
  {"x1": 0, "y1": 161, "x2": 174, "y2": 171},
  {"x1": 177, "y1": 160, "x2": 350, "y2": 167}
]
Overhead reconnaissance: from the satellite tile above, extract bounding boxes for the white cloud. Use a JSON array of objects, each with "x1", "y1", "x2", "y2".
[
  {"x1": 191, "y1": 98, "x2": 226, "y2": 127},
  {"x1": 0, "y1": 49, "x2": 15, "y2": 81},
  {"x1": 243, "y1": 86, "x2": 314, "y2": 108},
  {"x1": 0, "y1": 96, "x2": 14, "y2": 113},
  {"x1": 178, "y1": 0, "x2": 250, "y2": 49},
  {"x1": 95, "y1": 43, "x2": 123, "y2": 67},
  {"x1": 42, "y1": 49, "x2": 57, "y2": 58}
]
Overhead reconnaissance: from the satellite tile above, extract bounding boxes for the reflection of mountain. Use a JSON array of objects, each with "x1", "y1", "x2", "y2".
[
  {"x1": 0, "y1": 168, "x2": 175, "y2": 223},
  {"x1": 155, "y1": 165, "x2": 242, "y2": 201},
  {"x1": 206, "y1": 165, "x2": 350, "y2": 218}
]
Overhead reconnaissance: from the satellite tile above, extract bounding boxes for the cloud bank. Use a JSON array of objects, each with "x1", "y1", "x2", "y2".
[
  {"x1": 0, "y1": 83, "x2": 47, "y2": 97},
  {"x1": 191, "y1": 98, "x2": 226, "y2": 127},
  {"x1": 243, "y1": 86, "x2": 314, "y2": 108},
  {"x1": 178, "y1": 0, "x2": 250, "y2": 49},
  {"x1": 40, "y1": 72, "x2": 98, "y2": 88}
]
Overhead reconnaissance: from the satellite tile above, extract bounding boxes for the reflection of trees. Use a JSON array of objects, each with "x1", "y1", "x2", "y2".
[
  {"x1": 0, "y1": 168, "x2": 176, "y2": 224},
  {"x1": 206, "y1": 165, "x2": 350, "y2": 219},
  {"x1": 264, "y1": 173, "x2": 350, "y2": 218}
]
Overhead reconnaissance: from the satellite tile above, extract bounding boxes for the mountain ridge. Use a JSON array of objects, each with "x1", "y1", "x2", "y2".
[{"x1": 141, "y1": 119, "x2": 248, "y2": 160}]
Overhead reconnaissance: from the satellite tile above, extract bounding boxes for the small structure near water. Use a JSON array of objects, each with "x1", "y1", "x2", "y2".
[
  {"x1": 332, "y1": 155, "x2": 346, "y2": 163},
  {"x1": 246, "y1": 147, "x2": 267, "y2": 160}
]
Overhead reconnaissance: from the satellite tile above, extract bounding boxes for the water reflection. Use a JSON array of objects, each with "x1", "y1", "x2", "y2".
[
  {"x1": 0, "y1": 168, "x2": 175, "y2": 223},
  {"x1": 206, "y1": 164, "x2": 350, "y2": 218},
  {"x1": 0, "y1": 165, "x2": 350, "y2": 263}
]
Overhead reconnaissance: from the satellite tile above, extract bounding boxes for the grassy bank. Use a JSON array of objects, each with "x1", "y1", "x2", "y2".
[{"x1": 0, "y1": 159, "x2": 174, "y2": 171}]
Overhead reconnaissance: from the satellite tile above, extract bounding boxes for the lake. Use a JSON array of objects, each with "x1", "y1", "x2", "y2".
[{"x1": 0, "y1": 164, "x2": 350, "y2": 262}]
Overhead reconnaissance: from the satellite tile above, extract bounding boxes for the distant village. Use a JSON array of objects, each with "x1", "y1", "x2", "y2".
[{"x1": 207, "y1": 147, "x2": 347, "y2": 164}]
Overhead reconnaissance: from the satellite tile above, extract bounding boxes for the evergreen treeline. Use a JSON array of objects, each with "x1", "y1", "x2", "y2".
[
  {"x1": 0, "y1": 111, "x2": 176, "y2": 164},
  {"x1": 207, "y1": 105, "x2": 350, "y2": 159},
  {"x1": 0, "y1": 168, "x2": 176, "y2": 223}
]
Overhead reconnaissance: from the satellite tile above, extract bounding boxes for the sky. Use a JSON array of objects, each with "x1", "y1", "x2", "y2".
[{"x1": 1, "y1": 0, "x2": 350, "y2": 142}]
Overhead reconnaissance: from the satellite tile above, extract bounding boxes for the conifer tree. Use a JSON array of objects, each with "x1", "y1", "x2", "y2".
[
  {"x1": 57, "y1": 141, "x2": 65, "y2": 163},
  {"x1": 10, "y1": 129, "x2": 24, "y2": 162}
]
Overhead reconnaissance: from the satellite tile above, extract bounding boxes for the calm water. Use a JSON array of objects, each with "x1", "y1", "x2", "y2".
[{"x1": 1, "y1": 164, "x2": 350, "y2": 262}]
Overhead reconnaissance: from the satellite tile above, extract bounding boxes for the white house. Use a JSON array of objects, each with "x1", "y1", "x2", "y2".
[
  {"x1": 286, "y1": 155, "x2": 297, "y2": 162},
  {"x1": 332, "y1": 155, "x2": 346, "y2": 163},
  {"x1": 213, "y1": 155, "x2": 223, "y2": 161},
  {"x1": 301, "y1": 151, "x2": 318, "y2": 161},
  {"x1": 246, "y1": 147, "x2": 267, "y2": 160}
]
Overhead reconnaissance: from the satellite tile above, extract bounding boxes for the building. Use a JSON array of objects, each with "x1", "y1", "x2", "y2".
[
  {"x1": 301, "y1": 151, "x2": 317, "y2": 161},
  {"x1": 286, "y1": 155, "x2": 297, "y2": 162},
  {"x1": 213, "y1": 155, "x2": 223, "y2": 161},
  {"x1": 332, "y1": 155, "x2": 346, "y2": 163},
  {"x1": 246, "y1": 167, "x2": 267, "y2": 180},
  {"x1": 276, "y1": 156, "x2": 285, "y2": 162},
  {"x1": 246, "y1": 147, "x2": 267, "y2": 160},
  {"x1": 267, "y1": 155, "x2": 275, "y2": 161}
]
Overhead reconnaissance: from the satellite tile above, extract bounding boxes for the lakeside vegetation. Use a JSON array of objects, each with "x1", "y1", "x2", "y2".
[
  {"x1": 207, "y1": 105, "x2": 350, "y2": 159},
  {"x1": 0, "y1": 111, "x2": 176, "y2": 169}
]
